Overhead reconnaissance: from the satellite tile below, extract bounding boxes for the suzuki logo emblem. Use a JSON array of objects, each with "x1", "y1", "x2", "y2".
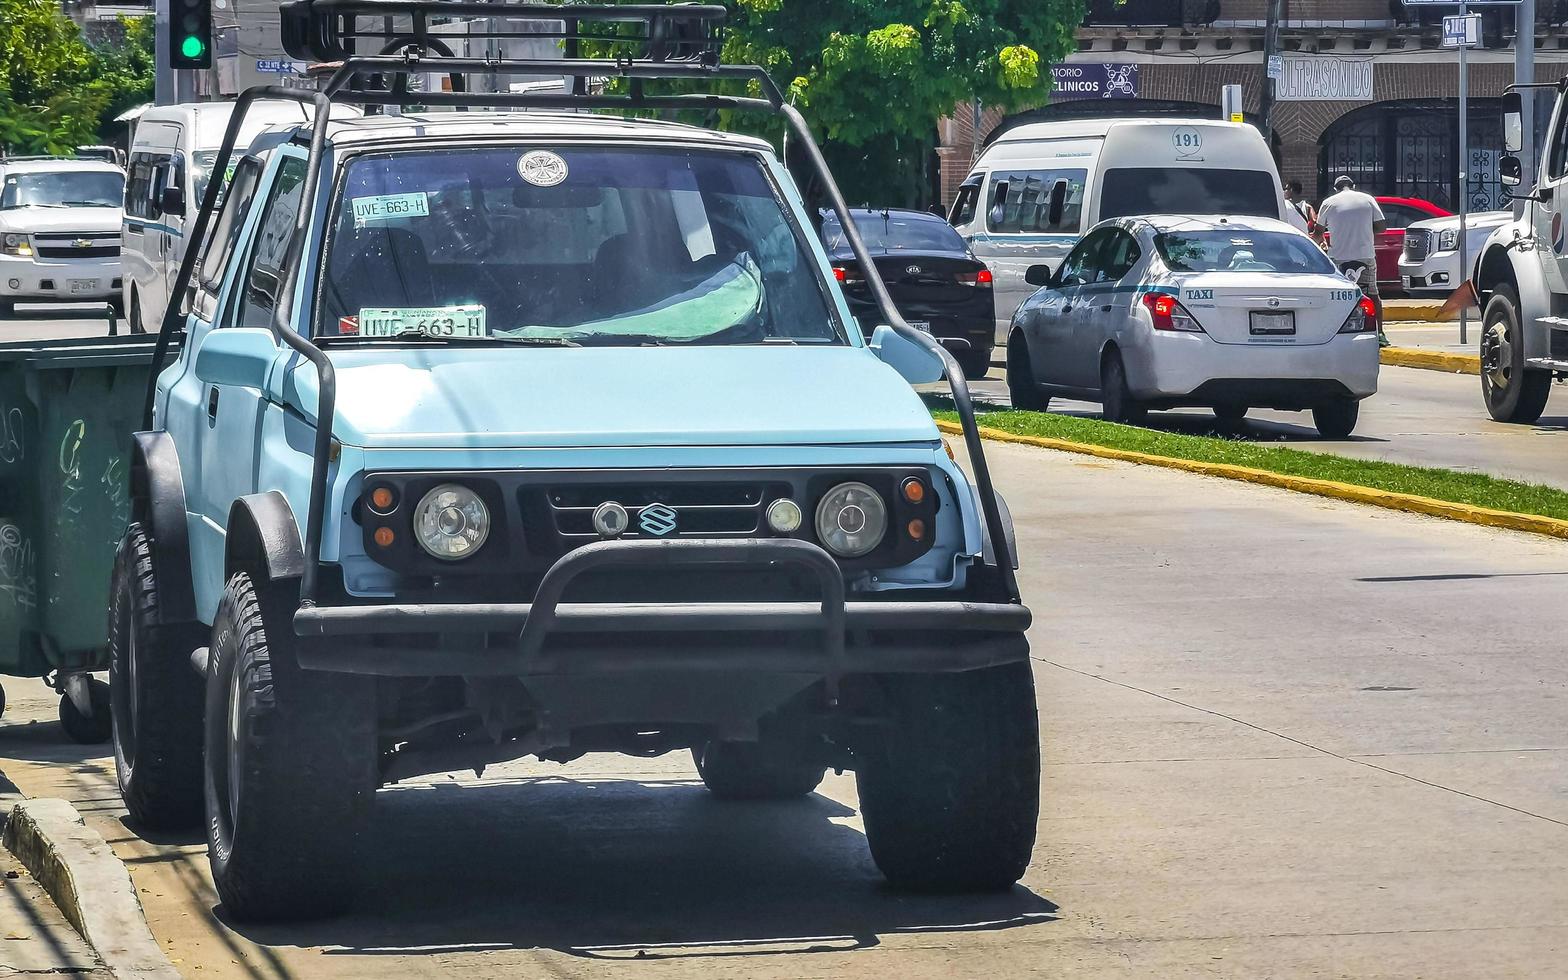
[{"x1": 637, "y1": 502, "x2": 678, "y2": 537}]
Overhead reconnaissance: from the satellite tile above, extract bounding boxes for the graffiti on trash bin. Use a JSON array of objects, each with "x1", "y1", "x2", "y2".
[
  {"x1": 100, "y1": 454, "x2": 129, "y2": 549},
  {"x1": 0, "y1": 523, "x2": 37, "y2": 611},
  {"x1": 59, "y1": 419, "x2": 87, "y2": 517},
  {"x1": 0, "y1": 406, "x2": 22, "y2": 464}
]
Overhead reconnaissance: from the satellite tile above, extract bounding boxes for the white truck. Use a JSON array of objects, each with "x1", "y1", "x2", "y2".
[{"x1": 1473, "y1": 87, "x2": 1568, "y2": 423}]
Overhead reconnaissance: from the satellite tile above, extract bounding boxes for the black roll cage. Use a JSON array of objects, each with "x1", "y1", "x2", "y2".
[{"x1": 142, "y1": 0, "x2": 1019, "y2": 607}]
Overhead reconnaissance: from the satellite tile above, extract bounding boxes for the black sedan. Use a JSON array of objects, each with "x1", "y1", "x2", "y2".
[{"x1": 820, "y1": 208, "x2": 996, "y2": 378}]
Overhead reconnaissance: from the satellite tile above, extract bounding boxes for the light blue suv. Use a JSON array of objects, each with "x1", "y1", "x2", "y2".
[{"x1": 107, "y1": 0, "x2": 1035, "y2": 921}]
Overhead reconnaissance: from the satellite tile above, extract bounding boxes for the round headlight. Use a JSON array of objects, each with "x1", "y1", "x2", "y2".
[
  {"x1": 3, "y1": 234, "x2": 21, "y2": 247},
  {"x1": 766, "y1": 497, "x2": 803, "y2": 534},
  {"x1": 814, "y1": 482, "x2": 887, "y2": 558},
  {"x1": 413, "y1": 483, "x2": 490, "y2": 560}
]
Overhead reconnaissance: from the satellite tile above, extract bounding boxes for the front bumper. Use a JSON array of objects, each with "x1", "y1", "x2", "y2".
[
  {"x1": 294, "y1": 537, "x2": 1030, "y2": 678},
  {"x1": 1124, "y1": 330, "x2": 1380, "y2": 406},
  {"x1": 0, "y1": 254, "x2": 121, "y2": 301},
  {"x1": 1399, "y1": 253, "x2": 1460, "y2": 295}
]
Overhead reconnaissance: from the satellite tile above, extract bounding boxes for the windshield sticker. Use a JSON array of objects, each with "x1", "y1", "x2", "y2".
[
  {"x1": 358, "y1": 305, "x2": 487, "y2": 338},
  {"x1": 351, "y1": 192, "x2": 429, "y2": 224},
  {"x1": 518, "y1": 150, "x2": 569, "y2": 187}
]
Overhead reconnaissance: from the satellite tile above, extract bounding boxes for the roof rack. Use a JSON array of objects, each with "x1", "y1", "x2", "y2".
[{"x1": 144, "y1": 3, "x2": 1021, "y2": 609}]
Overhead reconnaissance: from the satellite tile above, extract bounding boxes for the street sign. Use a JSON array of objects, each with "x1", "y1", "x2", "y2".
[
  {"x1": 1443, "y1": 13, "x2": 1482, "y2": 47},
  {"x1": 1267, "y1": 54, "x2": 1282, "y2": 80}
]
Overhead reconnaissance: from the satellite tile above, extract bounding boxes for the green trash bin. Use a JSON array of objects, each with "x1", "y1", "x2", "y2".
[{"x1": 0, "y1": 334, "x2": 163, "y2": 740}]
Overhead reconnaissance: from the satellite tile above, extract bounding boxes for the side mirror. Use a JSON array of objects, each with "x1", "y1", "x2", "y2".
[
  {"x1": 157, "y1": 185, "x2": 184, "y2": 216},
  {"x1": 987, "y1": 179, "x2": 1009, "y2": 227},
  {"x1": 1046, "y1": 179, "x2": 1068, "y2": 229},
  {"x1": 1025, "y1": 264, "x2": 1053, "y2": 287},
  {"x1": 869, "y1": 323, "x2": 945, "y2": 385},
  {"x1": 1503, "y1": 91, "x2": 1524, "y2": 154},
  {"x1": 1500, "y1": 154, "x2": 1523, "y2": 187},
  {"x1": 194, "y1": 327, "x2": 277, "y2": 390}
]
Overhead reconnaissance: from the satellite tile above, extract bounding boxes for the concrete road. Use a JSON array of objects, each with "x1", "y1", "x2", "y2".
[
  {"x1": 963, "y1": 362, "x2": 1568, "y2": 490},
  {"x1": 2, "y1": 441, "x2": 1565, "y2": 978}
]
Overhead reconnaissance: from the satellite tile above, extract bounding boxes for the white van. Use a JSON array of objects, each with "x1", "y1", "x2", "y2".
[
  {"x1": 949, "y1": 118, "x2": 1289, "y2": 338},
  {"x1": 120, "y1": 101, "x2": 312, "y2": 333}
]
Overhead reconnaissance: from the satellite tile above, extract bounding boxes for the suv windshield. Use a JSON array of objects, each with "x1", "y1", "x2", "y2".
[
  {"x1": 1155, "y1": 229, "x2": 1337, "y2": 275},
  {"x1": 820, "y1": 211, "x2": 967, "y2": 254},
  {"x1": 317, "y1": 145, "x2": 842, "y2": 345},
  {"x1": 0, "y1": 170, "x2": 123, "y2": 209}
]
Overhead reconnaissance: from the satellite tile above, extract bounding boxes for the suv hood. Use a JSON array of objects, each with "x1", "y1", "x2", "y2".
[
  {"x1": 0, "y1": 205, "x2": 122, "y2": 235},
  {"x1": 282, "y1": 345, "x2": 941, "y2": 449},
  {"x1": 1407, "y1": 210, "x2": 1511, "y2": 233}
]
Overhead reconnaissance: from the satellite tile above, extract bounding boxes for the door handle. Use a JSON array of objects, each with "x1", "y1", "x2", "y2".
[{"x1": 207, "y1": 386, "x2": 220, "y2": 423}]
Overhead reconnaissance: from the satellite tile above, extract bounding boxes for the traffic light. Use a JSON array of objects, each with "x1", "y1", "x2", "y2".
[{"x1": 169, "y1": 0, "x2": 212, "y2": 70}]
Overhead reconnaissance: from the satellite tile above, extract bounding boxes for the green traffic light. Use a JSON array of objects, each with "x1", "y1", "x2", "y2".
[{"x1": 180, "y1": 35, "x2": 205, "y2": 60}]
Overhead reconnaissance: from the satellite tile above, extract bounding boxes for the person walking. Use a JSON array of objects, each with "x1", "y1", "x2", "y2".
[{"x1": 1315, "y1": 175, "x2": 1388, "y2": 346}]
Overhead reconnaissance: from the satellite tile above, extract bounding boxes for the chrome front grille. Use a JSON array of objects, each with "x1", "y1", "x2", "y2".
[
  {"x1": 543, "y1": 480, "x2": 779, "y2": 540},
  {"x1": 31, "y1": 232, "x2": 120, "y2": 260},
  {"x1": 1402, "y1": 230, "x2": 1431, "y2": 263}
]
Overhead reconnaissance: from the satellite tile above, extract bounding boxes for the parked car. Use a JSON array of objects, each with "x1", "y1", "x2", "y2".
[
  {"x1": 1006, "y1": 214, "x2": 1380, "y2": 437},
  {"x1": 820, "y1": 207, "x2": 996, "y2": 377},
  {"x1": 121, "y1": 100, "x2": 316, "y2": 334},
  {"x1": 0, "y1": 157, "x2": 125, "y2": 318},
  {"x1": 1400, "y1": 209, "x2": 1512, "y2": 296},
  {"x1": 950, "y1": 117, "x2": 1291, "y2": 340},
  {"x1": 1372, "y1": 196, "x2": 1450, "y2": 294}
]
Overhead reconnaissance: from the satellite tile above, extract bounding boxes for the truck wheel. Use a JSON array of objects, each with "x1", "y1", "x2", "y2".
[
  {"x1": 205, "y1": 572, "x2": 375, "y2": 921},
  {"x1": 59, "y1": 678, "x2": 112, "y2": 744},
  {"x1": 956, "y1": 348, "x2": 993, "y2": 380},
  {"x1": 1311, "y1": 398, "x2": 1360, "y2": 439},
  {"x1": 1213, "y1": 404, "x2": 1248, "y2": 425},
  {"x1": 693, "y1": 740, "x2": 826, "y2": 800},
  {"x1": 856, "y1": 661, "x2": 1040, "y2": 892},
  {"x1": 1006, "y1": 335, "x2": 1049, "y2": 411},
  {"x1": 1481, "y1": 284, "x2": 1551, "y2": 424},
  {"x1": 110, "y1": 524, "x2": 207, "y2": 830},
  {"x1": 1100, "y1": 350, "x2": 1147, "y2": 425},
  {"x1": 128, "y1": 292, "x2": 145, "y2": 335}
]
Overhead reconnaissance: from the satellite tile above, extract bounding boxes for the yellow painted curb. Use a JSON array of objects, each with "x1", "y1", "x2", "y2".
[
  {"x1": 1380, "y1": 346, "x2": 1480, "y2": 376},
  {"x1": 935, "y1": 419, "x2": 1568, "y2": 541}
]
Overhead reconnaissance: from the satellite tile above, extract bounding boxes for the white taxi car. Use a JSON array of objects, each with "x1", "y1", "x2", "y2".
[
  {"x1": 0, "y1": 157, "x2": 125, "y2": 318},
  {"x1": 1005, "y1": 214, "x2": 1379, "y2": 437}
]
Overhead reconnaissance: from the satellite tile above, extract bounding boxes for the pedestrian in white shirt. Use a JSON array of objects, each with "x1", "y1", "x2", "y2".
[
  {"x1": 1283, "y1": 180, "x2": 1316, "y2": 238},
  {"x1": 1315, "y1": 175, "x2": 1388, "y2": 346}
]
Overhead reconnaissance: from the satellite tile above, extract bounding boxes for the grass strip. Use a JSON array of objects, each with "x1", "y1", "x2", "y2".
[{"x1": 930, "y1": 405, "x2": 1568, "y2": 523}]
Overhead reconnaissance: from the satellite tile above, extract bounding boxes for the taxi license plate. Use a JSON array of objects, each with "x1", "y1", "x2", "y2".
[
  {"x1": 1249, "y1": 311, "x2": 1295, "y2": 336},
  {"x1": 358, "y1": 305, "x2": 487, "y2": 338},
  {"x1": 68, "y1": 279, "x2": 98, "y2": 294}
]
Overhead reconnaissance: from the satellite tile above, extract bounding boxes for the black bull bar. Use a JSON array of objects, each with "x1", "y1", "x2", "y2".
[{"x1": 292, "y1": 538, "x2": 1031, "y2": 692}]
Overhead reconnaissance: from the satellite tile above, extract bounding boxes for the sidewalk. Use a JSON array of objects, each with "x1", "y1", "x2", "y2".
[{"x1": 0, "y1": 842, "x2": 110, "y2": 978}]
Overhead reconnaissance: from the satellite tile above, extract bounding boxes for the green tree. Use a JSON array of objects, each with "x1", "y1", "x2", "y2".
[{"x1": 719, "y1": 0, "x2": 1087, "y2": 206}]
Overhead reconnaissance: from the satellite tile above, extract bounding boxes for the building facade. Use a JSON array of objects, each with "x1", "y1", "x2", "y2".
[{"x1": 939, "y1": 0, "x2": 1568, "y2": 211}]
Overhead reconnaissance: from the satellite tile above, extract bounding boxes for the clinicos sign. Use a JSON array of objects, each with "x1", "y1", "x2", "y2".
[{"x1": 1050, "y1": 63, "x2": 1140, "y2": 101}]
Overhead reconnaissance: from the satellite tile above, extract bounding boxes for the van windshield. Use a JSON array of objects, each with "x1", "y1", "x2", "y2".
[
  {"x1": 1099, "y1": 168, "x2": 1278, "y2": 221},
  {"x1": 1, "y1": 171, "x2": 123, "y2": 210},
  {"x1": 317, "y1": 145, "x2": 843, "y2": 346},
  {"x1": 1154, "y1": 229, "x2": 1337, "y2": 275}
]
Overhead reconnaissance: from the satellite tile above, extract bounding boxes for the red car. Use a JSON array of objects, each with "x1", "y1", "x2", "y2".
[{"x1": 1374, "y1": 197, "x2": 1451, "y2": 294}]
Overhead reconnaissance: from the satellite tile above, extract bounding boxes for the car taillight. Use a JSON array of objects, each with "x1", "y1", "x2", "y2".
[
  {"x1": 954, "y1": 268, "x2": 993, "y2": 286},
  {"x1": 1339, "y1": 295, "x2": 1377, "y2": 334},
  {"x1": 833, "y1": 266, "x2": 863, "y2": 283},
  {"x1": 1141, "y1": 292, "x2": 1203, "y2": 332}
]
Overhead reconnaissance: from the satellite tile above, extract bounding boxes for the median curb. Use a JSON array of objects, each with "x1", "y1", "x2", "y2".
[
  {"x1": 1, "y1": 798, "x2": 180, "y2": 980},
  {"x1": 935, "y1": 419, "x2": 1568, "y2": 541},
  {"x1": 1381, "y1": 346, "x2": 1480, "y2": 375}
]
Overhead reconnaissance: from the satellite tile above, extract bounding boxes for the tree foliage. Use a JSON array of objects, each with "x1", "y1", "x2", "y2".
[{"x1": 0, "y1": 0, "x2": 153, "y2": 155}]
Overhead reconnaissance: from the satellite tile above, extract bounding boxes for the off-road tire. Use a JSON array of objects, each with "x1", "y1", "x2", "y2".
[
  {"x1": 856, "y1": 661, "x2": 1040, "y2": 892},
  {"x1": 693, "y1": 740, "x2": 826, "y2": 800},
  {"x1": 1480, "y1": 284, "x2": 1551, "y2": 424},
  {"x1": 1312, "y1": 398, "x2": 1360, "y2": 439},
  {"x1": 205, "y1": 572, "x2": 376, "y2": 921},
  {"x1": 1006, "y1": 335, "x2": 1049, "y2": 411},
  {"x1": 110, "y1": 524, "x2": 207, "y2": 830},
  {"x1": 59, "y1": 677, "x2": 112, "y2": 744},
  {"x1": 1100, "y1": 350, "x2": 1147, "y2": 425},
  {"x1": 956, "y1": 348, "x2": 993, "y2": 380}
]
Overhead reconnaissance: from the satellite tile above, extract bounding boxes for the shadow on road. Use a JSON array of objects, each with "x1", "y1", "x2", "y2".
[
  {"x1": 1, "y1": 304, "x2": 117, "y2": 322},
  {"x1": 226, "y1": 776, "x2": 1058, "y2": 962}
]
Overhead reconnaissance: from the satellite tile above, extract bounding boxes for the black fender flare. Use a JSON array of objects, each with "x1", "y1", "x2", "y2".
[
  {"x1": 130, "y1": 431, "x2": 197, "y2": 624},
  {"x1": 225, "y1": 491, "x2": 305, "y2": 584},
  {"x1": 979, "y1": 489, "x2": 1019, "y2": 571}
]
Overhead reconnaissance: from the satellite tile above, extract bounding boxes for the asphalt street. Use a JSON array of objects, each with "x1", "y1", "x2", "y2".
[{"x1": 2, "y1": 440, "x2": 1566, "y2": 978}]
